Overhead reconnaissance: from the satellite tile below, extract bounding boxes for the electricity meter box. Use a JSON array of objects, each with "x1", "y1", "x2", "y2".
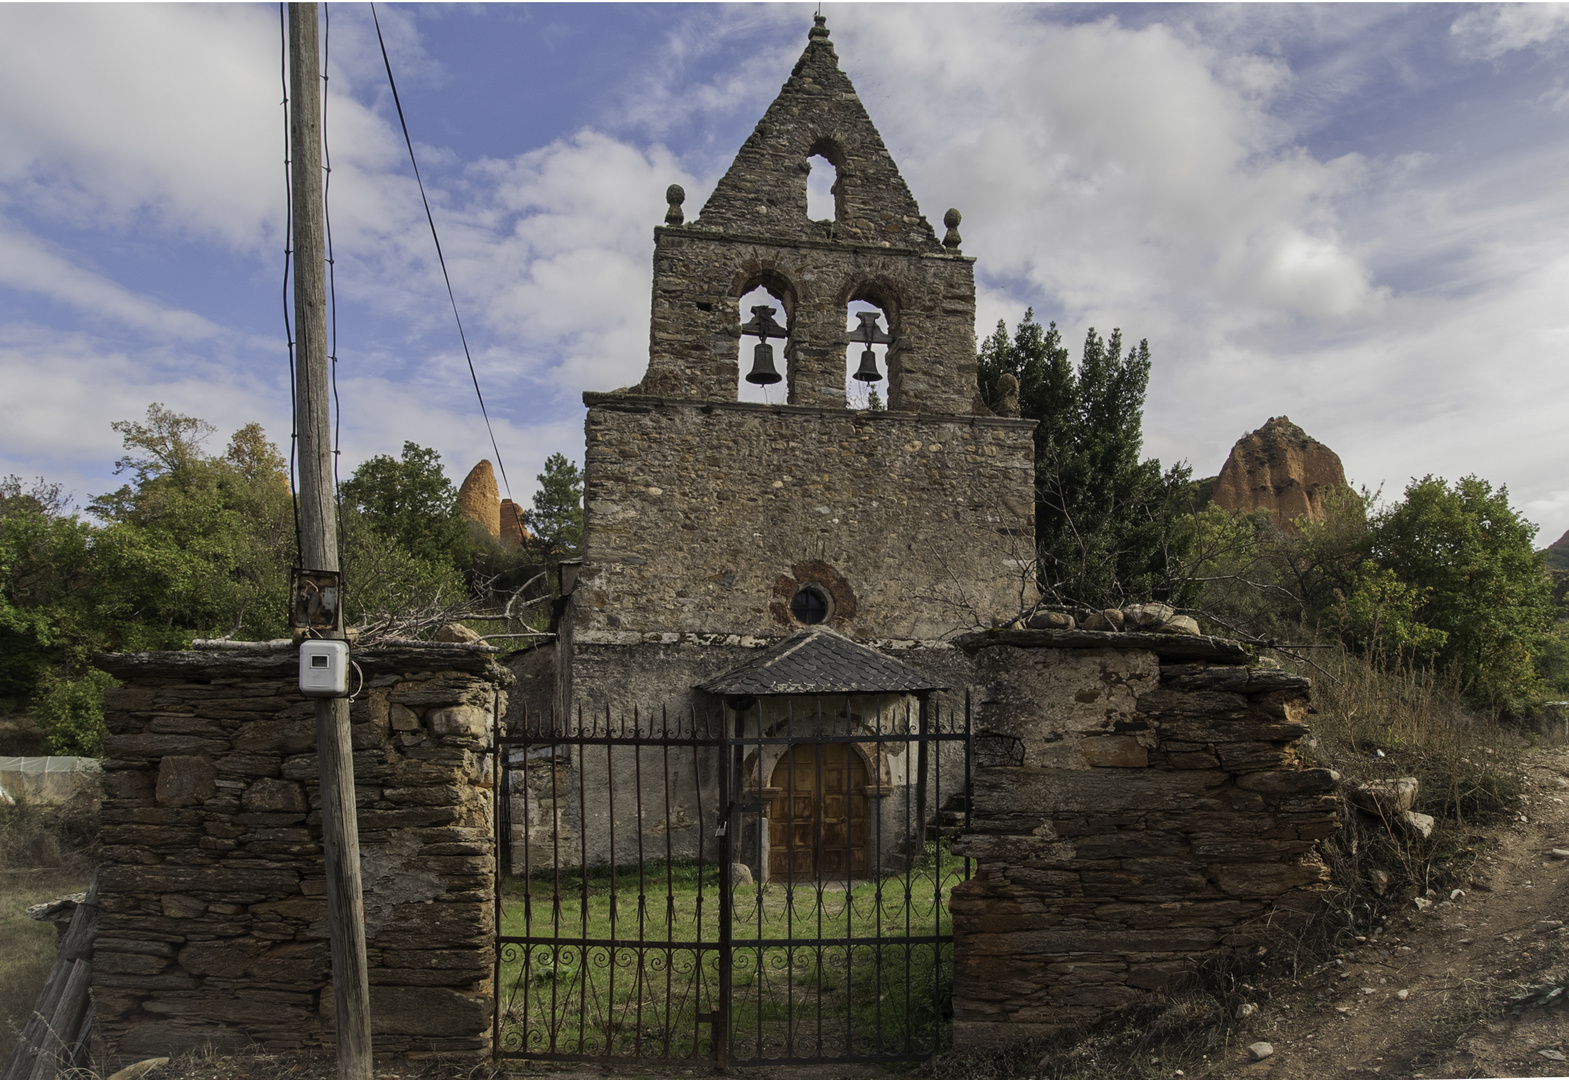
[{"x1": 299, "y1": 640, "x2": 350, "y2": 698}]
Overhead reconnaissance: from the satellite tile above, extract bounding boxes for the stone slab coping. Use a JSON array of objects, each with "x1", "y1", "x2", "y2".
[
  {"x1": 190, "y1": 637, "x2": 503, "y2": 654},
  {"x1": 654, "y1": 223, "x2": 976, "y2": 263},
  {"x1": 94, "y1": 645, "x2": 513, "y2": 682},
  {"x1": 583, "y1": 391, "x2": 1037, "y2": 429},
  {"x1": 953, "y1": 627, "x2": 1253, "y2": 664}
]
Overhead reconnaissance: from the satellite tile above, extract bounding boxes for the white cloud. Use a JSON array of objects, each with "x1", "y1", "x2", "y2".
[
  {"x1": 461, "y1": 131, "x2": 696, "y2": 394},
  {"x1": 0, "y1": 217, "x2": 230, "y2": 342},
  {"x1": 0, "y1": 324, "x2": 289, "y2": 497},
  {"x1": 821, "y1": 7, "x2": 1384, "y2": 343},
  {"x1": 1452, "y1": 3, "x2": 1569, "y2": 60},
  {"x1": 0, "y1": 4, "x2": 282, "y2": 248},
  {"x1": 0, "y1": 320, "x2": 582, "y2": 513},
  {"x1": 612, "y1": 6, "x2": 802, "y2": 144}
]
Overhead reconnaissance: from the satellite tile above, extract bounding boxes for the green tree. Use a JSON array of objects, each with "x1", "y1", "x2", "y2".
[
  {"x1": 1368, "y1": 475, "x2": 1552, "y2": 712},
  {"x1": 977, "y1": 310, "x2": 1191, "y2": 610},
  {"x1": 339, "y1": 443, "x2": 469, "y2": 570},
  {"x1": 1331, "y1": 561, "x2": 1449, "y2": 664},
  {"x1": 0, "y1": 478, "x2": 96, "y2": 713},
  {"x1": 87, "y1": 406, "x2": 293, "y2": 645},
  {"x1": 2, "y1": 408, "x2": 299, "y2": 753},
  {"x1": 109, "y1": 403, "x2": 215, "y2": 485},
  {"x1": 524, "y1": 453, "x2": 584, "y2": 560}
]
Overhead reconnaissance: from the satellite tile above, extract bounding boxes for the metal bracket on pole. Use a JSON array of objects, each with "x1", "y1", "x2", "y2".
[{"x1": 289, "y1": 567, "x2": 344, "y2": 637}]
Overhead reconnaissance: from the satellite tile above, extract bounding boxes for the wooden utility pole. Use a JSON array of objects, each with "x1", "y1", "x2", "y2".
[{"x1": 289, "y1": 5, "x2": 373, "y2": 1077}]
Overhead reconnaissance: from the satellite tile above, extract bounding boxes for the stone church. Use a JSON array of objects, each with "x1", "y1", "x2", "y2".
[{"x1": 507, "y1": 15, "x2": 1037, "y2": 876}]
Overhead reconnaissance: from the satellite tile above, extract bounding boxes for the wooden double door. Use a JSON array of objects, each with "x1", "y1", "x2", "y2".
[{"x1": 767, "y1": 743, "x2": 870, "y2": 881}]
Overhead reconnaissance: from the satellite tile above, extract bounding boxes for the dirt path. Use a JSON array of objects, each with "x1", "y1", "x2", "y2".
[{"x1": 1197, "y1": 744, "x2": 1569, "y2": 1080}]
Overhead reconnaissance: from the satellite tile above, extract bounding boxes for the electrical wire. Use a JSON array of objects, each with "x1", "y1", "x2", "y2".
[
  {"x1": 369, "y1": 2, "x2": 515, "y2": 501},
  {"x1": 280, "y1": 2, "x2": 303, "y2": 565}
]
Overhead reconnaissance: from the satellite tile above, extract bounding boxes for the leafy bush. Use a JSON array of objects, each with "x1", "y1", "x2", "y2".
[{"x1": 32, "y1": 670, "x2": 116, "y2": 757}]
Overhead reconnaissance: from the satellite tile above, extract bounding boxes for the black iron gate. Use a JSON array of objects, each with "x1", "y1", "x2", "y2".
[{"x1": 493, "y1": 697, "x2": 970, "y2": 1065}]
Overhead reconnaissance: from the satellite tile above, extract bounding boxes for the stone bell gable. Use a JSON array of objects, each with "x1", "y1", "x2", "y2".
[
  {"x1": 639, "y1": 15, "x2": 978, "y2": 413},
  {"x1": 551, "y1": 14, "x2": 1036, "y2": 729}
]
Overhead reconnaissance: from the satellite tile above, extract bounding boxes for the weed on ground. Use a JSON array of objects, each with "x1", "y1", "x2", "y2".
[{"x1": 0, "y1": 776, "x2": 100, "y2": 1063}]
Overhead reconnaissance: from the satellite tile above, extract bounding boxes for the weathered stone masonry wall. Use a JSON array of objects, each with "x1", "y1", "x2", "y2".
[
  {"x1": 91, "y1": 647, "x2": 510, "y2": 1062},
  {"x1": 644, "y1": 229, "x2": 977, "y2": 413},
  {"x1": 579, "y1": 394, "x2": 1037, "y2": 642},
  {"x1": 949, "y1": 631, "x2": 1340, "y2": 1046}
]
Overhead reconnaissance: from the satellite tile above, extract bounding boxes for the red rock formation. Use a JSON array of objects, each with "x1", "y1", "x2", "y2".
[
  {"x1": 457, "y1": 460, "x2": 500, "y2": 538},
  {"x1": 1212, "y1": 416, "x2": 1347, "y2": 530},
  {"x1": 500, "y1": 499, "x2": 532, "y2": 549},
  {"x1": 1543, "y1": 528, "x2": 1569, "y2": 571}
]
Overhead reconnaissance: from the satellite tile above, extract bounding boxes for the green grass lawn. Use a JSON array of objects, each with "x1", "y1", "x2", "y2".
[{"x1": 496, "y1": 851, "x2": 962, "y2": 1063}]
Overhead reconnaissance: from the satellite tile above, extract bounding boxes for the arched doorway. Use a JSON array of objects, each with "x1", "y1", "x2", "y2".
[{"x1": 768, "y1": 742, "x2": 869, "y2": 881}]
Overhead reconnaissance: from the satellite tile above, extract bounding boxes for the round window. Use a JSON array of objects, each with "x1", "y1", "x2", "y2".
[{"x1": 789, "y1": 583, "x2": 832, "y2": 625}]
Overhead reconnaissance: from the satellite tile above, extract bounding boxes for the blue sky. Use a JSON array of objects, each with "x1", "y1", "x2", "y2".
[{"x1": 3, "y1": 3, "x2": 1569, "y2": 543}]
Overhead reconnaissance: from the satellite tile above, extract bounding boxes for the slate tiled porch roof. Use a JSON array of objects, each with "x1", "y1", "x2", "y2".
[{"x1": 697, "y1": 627, "x2": 948, "y2": 696}]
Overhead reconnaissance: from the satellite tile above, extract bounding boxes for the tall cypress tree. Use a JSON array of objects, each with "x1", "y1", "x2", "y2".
[{"x1": 978, "y1": 310, "x2": 1191, "y2": 610}]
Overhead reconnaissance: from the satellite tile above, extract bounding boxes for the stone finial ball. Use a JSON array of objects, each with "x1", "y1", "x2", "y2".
[
  {"x1": 810, "y1": 13, "x2": 830, "y2": 38},
  {"x1": 944, "y1": 208, "x2": 962, "y2": 229},
  {"x1": 666, "y1": 184, "x2": 686, "y2": 206}
]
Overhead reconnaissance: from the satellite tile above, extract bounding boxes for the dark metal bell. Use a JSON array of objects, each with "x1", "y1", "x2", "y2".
[
  {"x1": 746, "y1": 341, "x2": 782, "y2": 385},
  {"x1": 853, "y1": 346, "x2": 882, "y2": 383}
]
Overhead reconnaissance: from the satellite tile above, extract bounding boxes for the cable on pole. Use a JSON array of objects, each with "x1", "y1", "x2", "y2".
[
  {"x1": 369, "y1": 2, "x2": 514, "y2": 501},
  {"x1": 280, "y1": 2, "x2": 303, "y2": 565}
]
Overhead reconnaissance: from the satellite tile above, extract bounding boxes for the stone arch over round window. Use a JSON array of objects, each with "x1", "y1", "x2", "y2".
[
  {"x1": 840, "y1": 278, "x2": 901, "y2": 411},
  {"x1": 769, "y1": 559, "x2": 858, "y2": 629},
  {"x1": 806, "y1": 136, "x2": 846, "y2": 224},
  {"x1": 732, "y1": 268, "x2": 796, "y2": 404}
]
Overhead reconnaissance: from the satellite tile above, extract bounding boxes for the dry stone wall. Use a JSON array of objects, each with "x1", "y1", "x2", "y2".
[
  {"x1": 577, "y1": 394, "x2": 1036, "y2": 642},
  {"x1": 949, "y1": 630, "x2": 1339, "y2": 1045},
  {"x1": 90, "y1": 646, "x2": 510, "y2": 1062}
]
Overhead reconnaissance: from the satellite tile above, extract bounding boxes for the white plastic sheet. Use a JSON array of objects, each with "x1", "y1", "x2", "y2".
[{"x1": 0, "y1": 756, "x2": 101, "y2": 804}]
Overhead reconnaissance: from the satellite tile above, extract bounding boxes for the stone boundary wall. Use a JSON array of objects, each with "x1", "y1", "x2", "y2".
[
  {"x1": 948, "y1": 630, "x2": 1340, "y2": 1045},
  {"x1": 90, "y1": 647, "x2": 511, "y2": 1063}
]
